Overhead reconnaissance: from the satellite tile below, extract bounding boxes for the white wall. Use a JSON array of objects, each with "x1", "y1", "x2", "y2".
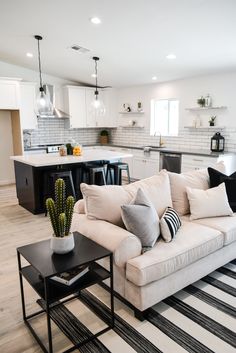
[
  {"x1": 0, "y1": 111, "x2": 15, "y2": 185},
  {"x1": 116, "y1": 71, "x2": 236, "y2": 129},
  {"x1": 112, "y1": 71, "x2": 236, "y2": 152}
]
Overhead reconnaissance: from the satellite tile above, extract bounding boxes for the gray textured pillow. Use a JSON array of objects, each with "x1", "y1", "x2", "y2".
[{"x1": 121, "y1": 188, "x2": 160, "y2": 247}]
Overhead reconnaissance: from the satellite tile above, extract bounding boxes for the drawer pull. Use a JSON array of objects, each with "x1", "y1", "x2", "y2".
[{"x1": 193, "y1": 159, "x2": 203, "y2": 162}]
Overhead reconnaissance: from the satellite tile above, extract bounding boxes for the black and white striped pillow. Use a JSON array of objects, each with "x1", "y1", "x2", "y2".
[{"x1": 160, "y1": 206, "x2": 181, "y2": 242}]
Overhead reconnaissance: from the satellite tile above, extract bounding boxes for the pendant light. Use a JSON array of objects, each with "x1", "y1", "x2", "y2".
[
  {"x1": 91, "y1": 56, "x2": 105, "y2": 116},
  {"x1": 34, "y1": 35, "x2": 53, "y2": 116}
]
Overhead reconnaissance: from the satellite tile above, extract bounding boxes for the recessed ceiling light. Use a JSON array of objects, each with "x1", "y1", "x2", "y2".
[
  {"x1": 91, "y1": 73, "x2": 97, "y2": 78},
  {"x1": 26, "y1": 52, "x2": 33, "y2": 58},
  {"x1": 90, "y1": 17, "x2": 101, "y2": 24},
  {"x1": 166, "y1": 54, "x2": 176, "y2": 60},
  {"x1": 152, "y1": 76, "x2": 157, "y2": 80}
]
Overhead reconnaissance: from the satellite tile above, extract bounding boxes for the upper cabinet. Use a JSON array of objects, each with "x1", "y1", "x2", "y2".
[
  {"x1": 0, "y1": 80, "x2": 20, "y2": 109},
  {"x1": 64, "y1": 86, "x2": 87, "y2": 128},
  {"x1": 64, "y1": 86, "x2": 117, "y2": 128},
  {"x1": 19, "y1": 82, "x2": 38, "y2": 130}
]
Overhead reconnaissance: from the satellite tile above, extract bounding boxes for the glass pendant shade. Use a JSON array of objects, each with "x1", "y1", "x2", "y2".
[
  {"x1": 36, "y1": 87, "x2": 53, "y2": 116},
  {"x1": 91, "y1": 93, "x2": 106, "y2": 116},
  {"x1": 34, "y1": 35, "x2": 53, "y2": 117}
]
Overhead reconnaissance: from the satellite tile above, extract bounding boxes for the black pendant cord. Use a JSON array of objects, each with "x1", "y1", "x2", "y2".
[
  {"x1": 35, "y1": 35, "x2": 43, "y2": 90},
  {"x1": 93, "y1": 56, "x2": 99, "y2": 98}
]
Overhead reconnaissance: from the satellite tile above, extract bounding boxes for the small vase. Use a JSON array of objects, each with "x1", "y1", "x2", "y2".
[
  {"x1": 209, "y1": 122, "x2": 215, "y2": 126},
  {"x1": 50, "y1": 233, "x2": 75, "y2": 254}
]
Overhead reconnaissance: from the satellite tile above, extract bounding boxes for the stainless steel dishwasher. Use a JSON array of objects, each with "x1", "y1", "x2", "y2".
[{"x1": 159, "y1": 152, "x2": 182, "y2": 173}]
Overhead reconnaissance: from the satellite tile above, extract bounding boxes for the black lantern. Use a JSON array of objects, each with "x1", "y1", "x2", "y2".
[{"x1": 211, "y1": 132, "x2": 225, "y2": 152}]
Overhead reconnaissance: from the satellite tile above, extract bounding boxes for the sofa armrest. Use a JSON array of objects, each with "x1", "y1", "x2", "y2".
[
  {"x1": 74, "y1": 199, "x2": 85, "y2": 214},
  {"x1": 71, "y1": 214, "x2": 142, "y2": 268}
]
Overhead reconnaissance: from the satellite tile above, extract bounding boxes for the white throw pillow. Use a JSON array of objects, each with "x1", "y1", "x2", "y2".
[
  {"x1": 168, "y1": 161, "x2": 225, "y2": 216},
  {"x1": 125, "y1": 170, "x2": 172, "y2": 217},
  {"x1": 186, "y1": 183, "x2": 233, "y2": 220},
  {"x1": 80, "y1": 183, "x2": 132, "y2": 226}
]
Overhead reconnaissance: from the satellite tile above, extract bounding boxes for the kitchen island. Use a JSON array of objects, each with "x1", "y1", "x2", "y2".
[{"x1": 11, "y1": 149, "x2": 132, "y2": 214}]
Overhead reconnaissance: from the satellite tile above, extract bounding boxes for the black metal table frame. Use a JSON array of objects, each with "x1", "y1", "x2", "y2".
[{"x1": 17, "y1": 251, "x2": 114, "y2": 353}]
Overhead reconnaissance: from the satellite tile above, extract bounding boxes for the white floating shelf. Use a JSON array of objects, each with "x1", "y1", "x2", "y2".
[
  {"x1": 119, "y1": 111, "x2": 145, "y2": 114},
  {"x1": 186, "y1": 106, "x2": 227, "y2": 111},
  {"x1": 184, "y1": 126, "x2": 225, "y2": 129},
  {"x1": 119, "y1": 125, "x2": 144, "y2": 128}
]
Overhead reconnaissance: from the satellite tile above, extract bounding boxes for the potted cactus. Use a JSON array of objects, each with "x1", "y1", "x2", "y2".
[{"x1": 46, "y1": 178, "x2": 75, "y2": 254}]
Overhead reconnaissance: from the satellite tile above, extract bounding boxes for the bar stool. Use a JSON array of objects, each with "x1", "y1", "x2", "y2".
[
  {"x1": 106, "y1": 162, "x2": 131, "y2": 185},
  {"x1": 82, "y1": 163, "x2": 106, "y2": 185},
  {"x1": 43, "y1": 170, "x2": 76, "y2": 214}
]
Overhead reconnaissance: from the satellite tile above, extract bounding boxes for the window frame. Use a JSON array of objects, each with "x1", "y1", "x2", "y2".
[{"x1": 150, "y1": 98, "x2": 179, "y2": 137}]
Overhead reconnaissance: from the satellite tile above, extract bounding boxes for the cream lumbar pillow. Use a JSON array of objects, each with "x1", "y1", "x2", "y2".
[
  {"x1": 121, "y1": 188, "x2": 160, "y2": 248},
  {"x1": 186, "y1": 183, "x2": 233, "y2": 220},
  {"x1": 168, "y1": 161, "x2": 225, "y2": 216}
]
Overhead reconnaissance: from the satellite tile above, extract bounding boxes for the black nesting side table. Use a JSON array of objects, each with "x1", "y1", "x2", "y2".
[{"x1": 17, "y1": 232, "x2": 114, "y2": 353}]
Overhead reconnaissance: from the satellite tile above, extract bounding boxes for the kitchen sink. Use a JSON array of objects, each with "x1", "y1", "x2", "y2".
[{"x1": 143, "y1": 145, "x2": 165, "y2": 150}]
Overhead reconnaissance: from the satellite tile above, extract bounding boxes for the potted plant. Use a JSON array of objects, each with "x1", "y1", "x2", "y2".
[
  {"x1": 46, "y1": 179, "x2": 75, "y2": 254},
  {"x1": 100, "y1": 129, "x2": 109, "y2": 144},
  {"x1": 209, "y1": 115, "x2": 216, "y2": 126},
  {"x1": 197, "y1": 96, "x2": 205, "y2": 107}
]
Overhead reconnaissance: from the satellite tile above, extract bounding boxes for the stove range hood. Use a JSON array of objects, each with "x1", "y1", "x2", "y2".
[{"x1": 37, "y1": 84, "x2": 70, "y2": 119}]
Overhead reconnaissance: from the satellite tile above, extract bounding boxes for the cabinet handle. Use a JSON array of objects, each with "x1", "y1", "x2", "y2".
[
  {"x1": 25, "y1": 177, "x2": 28, "y2": 186},
  {"x1": 193, "y1": 159, "x2": 203, "y2": 162}
]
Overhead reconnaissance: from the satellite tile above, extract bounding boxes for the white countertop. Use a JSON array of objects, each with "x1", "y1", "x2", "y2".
[{"x1": 11, "y1": 149, "x2": 133, "y2": 167}]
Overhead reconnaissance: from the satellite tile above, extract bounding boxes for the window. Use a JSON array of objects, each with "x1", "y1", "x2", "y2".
[{"x1": 150, "y1": 99, "x2": 179, "y2": 136}]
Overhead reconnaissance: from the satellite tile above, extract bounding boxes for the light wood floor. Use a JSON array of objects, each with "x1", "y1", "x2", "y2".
[
  {"x1": 0, "y1": 185, "x2": 125, "y2": 353},
  {"x1": 0, "y1": 184, "x2": 52, "y2": 352}
]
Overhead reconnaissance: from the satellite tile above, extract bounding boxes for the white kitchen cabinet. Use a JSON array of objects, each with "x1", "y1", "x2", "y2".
[
  {"x1": 132, "y1": 150, "x2": 159, "y2": 179},
  {"x1": 19, "y1": 82, "x2": 37, "y2": 130},
  {"x1": 181, "y1": 153, "x2": 236, "y2": 175},
  {"x1": 64, "y1": 86, "x2": 86, "y2": 128},
  {"x1": 0, "y1": 80, "x2": 20, "y2": 109}
]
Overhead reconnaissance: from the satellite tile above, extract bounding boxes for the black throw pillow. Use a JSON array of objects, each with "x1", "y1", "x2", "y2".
[{"x1": 208, "y1": 167, "x2": 236, "y2": 211}]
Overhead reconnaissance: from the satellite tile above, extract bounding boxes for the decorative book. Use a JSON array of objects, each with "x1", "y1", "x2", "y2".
[{"x1": 51, "y1": 265, "x2": 89, "y2": 286}]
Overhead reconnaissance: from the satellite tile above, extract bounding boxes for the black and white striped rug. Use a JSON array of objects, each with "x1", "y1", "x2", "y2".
[{"x1": 40, "y1": 260, "x2": 236, "y2": 353}]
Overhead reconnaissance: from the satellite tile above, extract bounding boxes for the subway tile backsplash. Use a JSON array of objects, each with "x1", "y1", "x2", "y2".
[{"x1": 24, "y1": 117, "x2": 236, "y2": 152}]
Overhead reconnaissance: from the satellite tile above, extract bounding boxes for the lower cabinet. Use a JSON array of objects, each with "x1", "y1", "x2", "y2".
[
  {"x1": 132, "y1": 150, "x2": 159, "y2": 179},
  {"x1": 181, "y1": 153, "x2": 236, "y2": 175}
]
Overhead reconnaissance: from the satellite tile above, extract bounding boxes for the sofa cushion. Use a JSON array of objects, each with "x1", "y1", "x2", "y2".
[
  {"x1": 168, "y1": 161, "x2": 225, "y2": 216},
  {"x1": 80, "y1": 183, "x2": 132, "y2": 226},
  {"x1": 121, "y1": 188, "x2": 160, "y2": 248},
  {"x1": 182, "y1": 214, "x2": 236, "y2": 246},
  {"x1": 126, "y1": 221, "x2": 223, "y2": 286},
  {"x1": 125, "y1": 170, "x2": 172, "y2": 218},
  {"x1": 186, "y1": 183, "x2": 233, "y2": 220},
  {"x1": 81, "y1": 171, "x2": 172, "y2": 226}
]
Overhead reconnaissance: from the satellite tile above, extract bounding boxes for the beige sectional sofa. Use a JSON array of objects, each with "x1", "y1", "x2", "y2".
[{"x1": 71, "y1": 165, "x2": 236, "y2": 319}]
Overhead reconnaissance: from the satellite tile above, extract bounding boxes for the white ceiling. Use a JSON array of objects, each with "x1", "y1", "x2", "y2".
[{"x1": 0, "y1": 0, "x2": 236, "y2": 87}]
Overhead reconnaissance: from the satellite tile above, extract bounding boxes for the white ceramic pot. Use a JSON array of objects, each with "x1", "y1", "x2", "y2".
[{"x1": 50, "y1": 233, "x2": 75, "y2": 254}]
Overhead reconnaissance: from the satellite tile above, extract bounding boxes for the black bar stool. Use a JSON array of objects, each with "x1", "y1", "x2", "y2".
[
  {"x1": 106, "y1": 162, "x2": 131, "y2": 185},
  {"x1": 43, "y1": 170, "x2": 76, "y2": 214},
  {"x1": 82, "y1": 163, "x2": 106, "y2": 185}
]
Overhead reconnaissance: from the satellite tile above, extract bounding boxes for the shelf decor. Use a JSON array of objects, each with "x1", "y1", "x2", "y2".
[
  {"x1": 209, "y1": 115, "x2": 216, "y2": 126},
  {"x1": 46, "y1": 178, "x2": 75, "y2": 254}
]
